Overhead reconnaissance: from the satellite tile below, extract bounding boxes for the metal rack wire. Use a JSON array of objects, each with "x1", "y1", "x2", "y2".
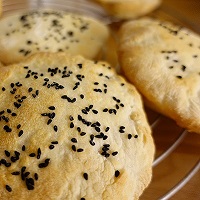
[
  {"x1": 149, "y1": 115, "x2": 200, "y2": 199},
  {"x1": 1, "y1": 0, "x2": 200, "y2": 199}
]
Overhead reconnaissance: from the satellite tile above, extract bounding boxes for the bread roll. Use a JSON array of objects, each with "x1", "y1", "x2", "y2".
[
  {"x1": 118, "y1": 17, "x2": 200, "y2": 134},
  {"x1": 91, "y1": 0, "x2": 161, "y2": 19},
  {"x1": 0, "y1": 52, "x2": 154, "y2": 199},
  {"x1": 0, "y1": 9, "x2": 109, "y2": 65}
]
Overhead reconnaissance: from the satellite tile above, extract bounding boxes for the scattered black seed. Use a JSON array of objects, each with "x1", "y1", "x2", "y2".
[
  {"x1": 37, "y1": 148, "x2": 41, "y2": 159},
  {"x1": 34, "y1": 173, "x2": 38, "y2": 181},
  {"x1": 7, "y1": 109, "x2": 12, "y2": 113},
  {"x1": 80, "y1": 94, "x2": 84, "y2": 99},
  {"x1": 54, "y1": 125, "x2": 58, "y2": 132},
  {"x1": 49, "y1": 145, "x2": 54, "y2": 150},
  {"x1": 80, "y1": 198, "x2": 85, "y2": 200},
  {"x1": 18, "y1": 130, "x2": 24, "y2": 137},
  {"x1": 72, "y1": 145, "x2": 76, "y2": 152},
  {"x1": 11, "y1": 171, "x2": 20, "y2": 175},
  {"x1": 47, "y1": 119, "x2": 52, "y2": 125},
  {"x1": 181, "y1": 65, "x2": 186, "y2": 71},
  {"x1": 29, "y1": 153, "x2": 36, "y2": 157},
  {"x1": 112, "y1": 152, "x2": 118, "y2": 156},
  {"x1": 24, "y1": 172, "x2": 30, "y2": 177},
  {"x1": 2, "y1": 87, "x2": 6, "y2": 91},
  {"x1": 92, "y1": 110, "x2": 98, "y2": 114},
  {"x1": 134, "y1": 135, "x2": 138, "y2": 138},
  {"x1": 3, "y1": 125, "x2": 12, "y2": 132},
  {"x1": 71, "y1": 138, "x2": 77, "y2": 143},
  {"x1": 69, "y1": 115, "x2": 74, "y2": 121},
  {"x1": 51, "y1": 141, "x2": 58, "y2": 144},
  {"x1": 26, "y1": 178, "x2": 34, "y2": 190},
  {"x1": 83, "y1": 173, "x2": 88, "y2": 180},
  {"x1": 176, "y1": 75, "x2": 182, "y2": 79},
  {"x1": 38, "y1": 159, "x2": 50, "y2": 168},
  {"x1": 128, "y1": 134, "x2": 132, "y2": 139},
  {"x1": 14, "y1": 102, "x2": 21, "y2": 109},
  {"x1": 77, "y1": 148, "x2": 84, "y2": 152},
  {"x1": 12, "y1": 113, "x2": 17, "y2": 116},
  {"x1": 22, "y1": 145, "x2": 26, "y2": 151},
  {"x1": 115, "y1": 170, "x2": 120, "y2": 177},
  {"x1": 77, "y1": 63, "x2": 82, "y2": 69},
  {"x1": 80, "y1": 132, "x2": 86, "y2": 136},
  {"x1": 17, "y1": 124, "x2": 21, "y2": 129},
  {"x1": 70, "y1": 122, "x2": 74, "y2": 128},
  {"x1": 5, "y1": 150, "x2": 10, "y2": 157},
  {"x1": 48, "y1": 106, "x2": 55, "y2": 110},
  {"x1": 5, "y1": 185, "x2": 12, "y2": 192},
  {"x1": 103, "y1": 108, "x2": 108, "y2": 112}
]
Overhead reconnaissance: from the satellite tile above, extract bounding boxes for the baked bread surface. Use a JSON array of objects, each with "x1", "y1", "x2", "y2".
[
  {"x1": 0, "y1": 9, "x2": 109, "y2": 65},
  {"x1": 0, "y1": 53, "x2": 154, "y2": 199},
  {"x1": 118, "y1": 17, "x2": 200, "y2": 134},
  {"x1": 92, "y1": 0, "x2": 161, "y2": 19}
]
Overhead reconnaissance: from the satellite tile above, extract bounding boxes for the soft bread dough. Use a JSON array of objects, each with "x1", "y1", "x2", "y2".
[
  {"x1": 0, "y1": 9, "x2": 109, "y2": 65},
  {"x1": 91, "y1": 0, "x2": 161, "y2": 19},
  {"x1": 118, "y1": 17, "x2": 200, "y2": 134},
  {"x1": 0, "y1": 53, "x2": 154, "y2": 199}
]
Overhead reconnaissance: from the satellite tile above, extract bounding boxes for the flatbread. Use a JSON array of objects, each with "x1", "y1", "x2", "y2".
[{"x1": 118, "y1": 17, "x2": 200, "y2": 134}]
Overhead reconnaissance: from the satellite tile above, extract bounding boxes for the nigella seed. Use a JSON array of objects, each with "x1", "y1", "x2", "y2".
[
  {"x1": 83, "y1": 173, "x2": 88, "y2": 180},
  {"x1": 5, "y1": 185, "x2": 12, "y2": 192},
  {"x1": 4, "y1": 150, "x2": 10, "y2": 157},
  {"x1": 48, "y1": 106, "x2": 55, "y2": 110},
  {"x1": 176, "y1": 75, "x2": 182, "y2": 79},
  {"x1": 54, "y1": 125, "x2": 58, "y2": 132},
  {"x1": 128, "y1": 134, "x2": 132, "y2": 139},
  {"x1": 77, "y1": 148, "x2": 84, "y2": 152},
  {"x1": 71, "y1": 138, "x2": 77, "y2": 143},
  {"x1": 18, "y1": 130, "x2": 24, "y2": 137},
  {"x1": 22, "y1": 145, "x2": 26, "y2": 151},
  {"x1": 24, "y1": 172, "x2": 30, "y2": 177},
  {"x1": 11, "y1": 171, "x2": 20, "y2": 175},
  {"x1": 49, "y1": 145, "x2": 54, "y2": 150},
  {"x1": 80, "y1": 132, "x2": 86, "y2": 136},
  {"x1": 37, "y1": 148, "x2": 41, "y2": 159},
  {"x1": 115, "y1": 170, "x2": 120, "y2": 177},
  {"x1": 5, "y1": 150, "x2": 10, "y2": 157},
  {"x1": 105, "y1": 127, "x2": 110, "y2": 132},
  {"x1": 112, "y1": 152, "x2": 118, "y2": 156},
  {"x1": 70, "y1": 122, "x2": 74, "y2": 128},
  {"x1": 7, "y1": 109, "x2": 12, "y2": 113},
  {"x1": 51, "y1": 141, "x2": 58, "y2": 144},
  {"x1": 34, "y1": 173, "x2": 38, "y2": 181},
  {"x1": 29, "y1": 153, "x2": 36, "y2": 157},
  {"x1": 80, "y1": 94, "x2": 84, "y2": 99},
  {"x1": 47, "y1": 119, "x2": 52, "y2": 125},
  {"x1": 38, "y1": 159, "x2": 50, "y2": 168},
  {"x1": 69, "y1": 115, "x2": 74, "y2": 121},
  {"x1": 72, "y1": 145, "x2": 76, "y2": 152},
  {"x1": 134, "y1": 135, "x2": 138, "y2": 138}
]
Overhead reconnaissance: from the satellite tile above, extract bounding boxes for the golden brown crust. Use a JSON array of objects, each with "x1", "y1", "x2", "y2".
[
  {"x1": 0, "y1": 0, "x2": 2, "y2": 17},
  {"x1": 118, "y1": 17, "x2": 200, "y2": 134},
  {"x1": 91, "y1": 0, "x2": 161, "y2": 19},
  {"x1": 0, "y1": 9, "x2": 109, "y2": 65},
  {"x1": 0, "y1": 52, "x2": 154, "y2": 199}
]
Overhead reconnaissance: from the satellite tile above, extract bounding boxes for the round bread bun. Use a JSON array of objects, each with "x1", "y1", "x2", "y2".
[
  {"x1": 91, "y1": 0, "x2": 161, "y2": 19},
  {"x1": 0, "y1": 9, "x2": 109, "y2": 65},
  {"x1": 118, "y1": 17, "x2": 200, "y2": 134},
  {"x1": 0, "y1": 53, "x2": 154, "y2": 199}
]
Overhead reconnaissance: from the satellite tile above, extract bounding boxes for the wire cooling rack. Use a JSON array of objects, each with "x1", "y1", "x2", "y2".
[{"x1": 1, "y1": 0, "x2": 200, "y2": 199}]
